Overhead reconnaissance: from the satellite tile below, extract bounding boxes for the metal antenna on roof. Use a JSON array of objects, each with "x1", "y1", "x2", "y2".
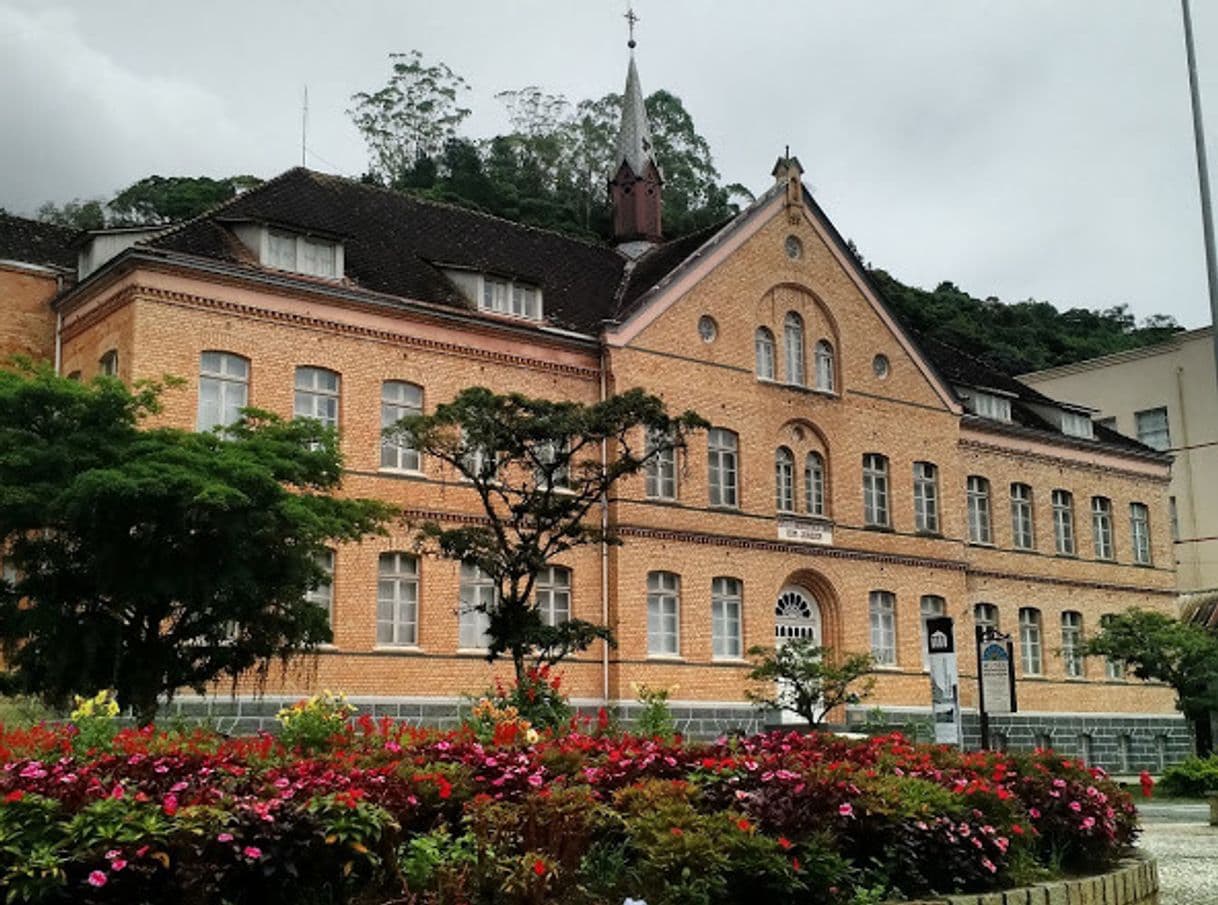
[
  {"x1": 301, "y1": 85, "x2": 309, "y2": 168},
  {"x1": 624, "y1": 4, "x2": 639, "y2": 49}
]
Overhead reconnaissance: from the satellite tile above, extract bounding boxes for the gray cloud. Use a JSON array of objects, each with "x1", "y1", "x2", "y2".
[{"x1": 1, "y1": 0, "x2": 1215, "y2": 328}]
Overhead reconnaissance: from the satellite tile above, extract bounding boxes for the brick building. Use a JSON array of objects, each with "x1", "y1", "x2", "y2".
[{"x1": 4, "y1": 52, "x2": 1189, "y2": 767}]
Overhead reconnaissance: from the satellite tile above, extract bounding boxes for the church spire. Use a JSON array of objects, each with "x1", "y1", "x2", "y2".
[{"x1": 609, "y1": 6, "x2": 662, "y2": 248}]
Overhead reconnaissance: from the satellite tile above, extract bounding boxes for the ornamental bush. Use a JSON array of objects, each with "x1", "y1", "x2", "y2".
[
  {"x1": 1157, "y1": 753, "x2": 1218, "y2": 798},
  {"x1": 0, "y1": 711, "x2": 1139, "y2": 904}
]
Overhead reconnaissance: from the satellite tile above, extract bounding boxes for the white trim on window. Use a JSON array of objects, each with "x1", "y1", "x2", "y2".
[{"x1": 647, "y1": 571, "x2": 680, "y2": 656}]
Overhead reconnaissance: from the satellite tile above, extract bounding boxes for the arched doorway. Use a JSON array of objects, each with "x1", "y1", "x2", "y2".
[{"x1": 774, "y1": 585, "x2": 822, "y2": 724}]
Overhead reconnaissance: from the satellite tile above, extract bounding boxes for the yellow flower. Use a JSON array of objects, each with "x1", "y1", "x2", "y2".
[{"x1": 525, "y1": 728, "x2": 540, "y2": 744}]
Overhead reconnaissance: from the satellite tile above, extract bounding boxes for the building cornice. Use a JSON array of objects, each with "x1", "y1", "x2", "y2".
[{"x1": 959, "y1": 428, "x2": 1171, "y2": 480}]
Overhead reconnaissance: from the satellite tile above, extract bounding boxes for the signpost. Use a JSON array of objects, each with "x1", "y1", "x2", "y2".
[
  {"x1": 925, "y1": 616, "x2": 962, "y2": 747},
  {"x1": 975, "y1": 626, "x2": 1017, "y2": 750}
]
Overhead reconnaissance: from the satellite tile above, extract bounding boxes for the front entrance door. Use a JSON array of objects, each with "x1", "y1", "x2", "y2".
[{"x1": 774, "y1": 586, "x2": 822, "y2": 724}]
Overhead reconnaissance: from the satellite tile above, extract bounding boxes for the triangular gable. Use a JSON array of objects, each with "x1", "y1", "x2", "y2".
[{"x1": 604, "y1": 180, "x2": 963, "y2": 415}]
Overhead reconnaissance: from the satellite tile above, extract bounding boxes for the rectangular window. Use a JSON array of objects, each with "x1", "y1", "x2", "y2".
[
  {"x1": 644, "y1": 429, "x2": 677, "y2": 500},
  {"x1": 869, "y1": 590, "x2": 897, "y2": 666},
  {"x1": 377, "y1": 552, "x2": 418, "y2": 646},
  {"x1": 458, "y1": 563, "x2": 495, "y2": 650},
  {"x1": 266, "y1": 230, "x2": 339, "y2": 278},
  {"x1": 267, "y1": 229, "x2": 298, "y2": 270},
  {"x1": 805, "y1": 453, "x2": 826, "y2": 517},
  {"x1": 1061, "y1": 611, "x2": 1084, "y2": 678},
  {"x1": 862, "y1": 454, "x2": 890, "y2": 527},
  {"x1": 294, "y1": 367, "x2": 340, "y2": 429},
  {"x1": 647, "y1": 571, "x2": 680, "y2": 656},
  {"x1": 1134, "y1": 407, "x2": 1171, "y2": 451},
  {"x1": 1010, "y1": 483, "x2": 1035, "y2": 550},
  {"x1": 775, "y1": 448, "x2": 795, "y2": 512},
  {"x1": 197, "y1": 351, "x2": 249, "y2": 433},
  {"x1": 913, "y1": 461, "x2": 939, "y2": 533},
  {"x1": 98, "y1": 349, "x2": 118, "y2": 377},
  {"x1": 1092, "y1": 497, "x2": 1115, "y2": 560},
  {"x1": 1101, "y1": 614, "x2": 1125, "y2": 679},
  {"x1": 707, "y1": 429, "x2": 739, "y2": 508},
  {"x1": 968, "y1": 391, "x2": 1012, "y2": 422},
  {"x1": 967, "y1": 476, "x2": 992, "y2": 544},
  {"x1": 919, "y1": 594, "x2": 946, "y2": 670},
  {"x1": 475, "y1": 275, "x2": 543, "y2": 320},
  {"x1": 306, "y1": 549, "x2": 335, "y2": 630},
  {"x1": 1130, "y1": 502, "x2": 1152, "y2": 564},
  {"x1": 381, "y1": 381, "x2": 423, "y2": 471},
  {"x1": 1058, "y1": 411, "x2": 1093, "y2": 439},
  {"x1": 1051, "y1": 490, "x2": 1075, "y2": 555},
  {"x1": 1019, "y1": 607, "x2": 1043, "y2": 676},
  {"x1": 974, "y1": 602, "x2": 999, "y2": 633},
  {"x1": 299, "y1": 236, "x2": 337, "y2": 277},
  {"x1": 535, "y1": 566, "x2": 571, "y2": 626},
  {"x1": 711, "y1": 577, "x2": 743, "y2": 660}
]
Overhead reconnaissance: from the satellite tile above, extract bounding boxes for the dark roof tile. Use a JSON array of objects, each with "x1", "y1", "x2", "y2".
[{"x1": 0, "y1": 212, "x2": 79, "y2": 270}]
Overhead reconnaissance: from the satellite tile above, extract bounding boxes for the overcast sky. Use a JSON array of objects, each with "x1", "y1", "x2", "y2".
[{"x1": 2, "y1": 1, "x2": 1216, "y2": 327}]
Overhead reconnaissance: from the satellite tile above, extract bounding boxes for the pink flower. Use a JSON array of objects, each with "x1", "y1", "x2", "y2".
[
  {"x1": 243, "y1": 846, "x2": 262, "y2": 860},
  {"x1": 1082, "y1": 816, "x2": 1096, "y2": 829},
  {"x1": 1028, "y1": 807, "x2": 1041, "y2": 819},
  {"x1": 981, "y1": 857, "x2": 997, "y2": 873},
  {"x1": 838, "y1": 802, "x2": 854, "y2": 817},
  {"x1": 110, "y1": 859, "x2": 127, "y2": 871},
  {"x1": 87, "y1": 871, "x2": 108, "y2": 887},
  {"x1": 217, "y1": 833, "x2": 234, "y2": 843},
  {"x1": 105, "y1": 850, "x2": 121, "y2": 860},
  {"x1": 527, "y1": 773, "x2": 544, "y2": 787},
  {"x1": 1069, "y1": 800, "x2": 1082, "y2": 812},
  {"x1": 384, "y1": 740, "x2": 402, "y2": 753}
]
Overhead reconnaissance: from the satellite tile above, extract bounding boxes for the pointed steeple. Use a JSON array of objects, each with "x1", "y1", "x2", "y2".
[{"x1": 609, "y1": 9, "x2": 662, "y2": 248}]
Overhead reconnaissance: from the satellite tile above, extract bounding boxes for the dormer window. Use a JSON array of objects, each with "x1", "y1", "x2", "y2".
[
  {"x1": 444, "y1": 269, "x2": 544, "y2": 321},
  {"x1": 265, "y1": 229, "x2": 339, "y2": 277},
  {"x1": 960, "y1": 389, "x2": 1012, "y2": 423},
  {"x1": 1058, "y1": 410, "x2": 1094, "y2": 440}
]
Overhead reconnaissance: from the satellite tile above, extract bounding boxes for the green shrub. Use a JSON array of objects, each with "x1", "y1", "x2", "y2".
[
  {"x1": 633, "y1": 682, "x2": 677, "y2": 741},
  {"x1": 275, "y1": 691, "x2": 355, "y2": 754},
  {"x1": 1158, "y1": 754, "x2": 1218, "y2": 798}
]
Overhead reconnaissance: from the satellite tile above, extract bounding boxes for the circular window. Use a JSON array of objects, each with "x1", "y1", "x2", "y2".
[
  {"x1": 784, "y1": 235, "x2": 803, "y2": 259},
  {"x1": 872, "y1": 354, "x2": 890, "y2": 379},
  {"x1": 697, "y1": 315, "x2": 718, "y2": 343}
]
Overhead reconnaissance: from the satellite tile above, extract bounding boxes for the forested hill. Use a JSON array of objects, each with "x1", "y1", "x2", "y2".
[{"x1": 867, "y1": 269, "x2": 1181, "y2": 375}]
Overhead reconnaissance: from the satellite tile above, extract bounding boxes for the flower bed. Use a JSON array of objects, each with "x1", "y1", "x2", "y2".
[{"x1": 0, "y1": 710, "x2": 1138, "y2": 905}]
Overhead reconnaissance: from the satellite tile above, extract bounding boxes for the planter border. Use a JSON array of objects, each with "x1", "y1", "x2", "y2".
[{"x1": 894, "y1": 857, "x2": 1158, "y2": 905}]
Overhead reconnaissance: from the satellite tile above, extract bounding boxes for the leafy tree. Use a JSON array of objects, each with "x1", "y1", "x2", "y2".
[
  {"x1": 36, "y1": 198, "x2": 105, "y2": 231},
  {"x1": 387, "y1": 386, "x2": 707, "y2": 681},
  {"x1": 349, "y1": 50, "x2": 472, "y2": 185},
  {"x1": 1084, "y1": 609, "x2": 1218, "y2": 755},
  {"x1": 746, "y1": 639, "x2": 876, "y2": 727},
  {"x1": 107, "y1": 174, "x2": 263, "y2": 225},
  {"x1": 0, "y1": 365, "x2": 394, "y2": 724}
]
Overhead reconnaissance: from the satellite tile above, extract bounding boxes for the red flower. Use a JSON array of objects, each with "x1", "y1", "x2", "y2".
[
  {"x1": 777, "y1": 836, "x2": 793, "y2": 850},
  {"x1": 670, "y1": 826, "x2": 684, "y2": 837},
  {"x1": 736, "y1": 817, "x2": 751, "y2": 832},
  {"x1": 792, "y1": 857, "x2": 801, "y2": 872},
  {"x1": 4, "y1": 790, "x2": 23, "y2": 803},
  {"x1": 532, "y1": 858, "x2": 546, "y2": 876}
]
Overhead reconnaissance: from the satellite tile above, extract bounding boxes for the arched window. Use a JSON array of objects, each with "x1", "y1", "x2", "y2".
[
  {"x1": 783, "y1": 312, "x2": 805, "y2": 386},
  {"x1": 814, "y1": 340, "x2": 835, "y2": 391},
  {"x1": 294, "y1": 366, "x2": 340, "y2": 429},
  {"x1": 1019, "y1": 607, "x2": 1043, "y2": 676},
  {"x1": 197, "y1": 351, "x2": 250, "y2": 433},
  {"x1": 754, "y1": 327, "x2": 776, "y2": 380},
  {"x1": 775, "y1": 447, "x2": 795, "y2": 512},
  {"x1": 1061, "y1": 611, "x2": 1084, "y2": 677},
  {"x1": 708, "y1": 428, "x2": 739, "y2": 508},
  {"x1": 381, "y1": 381, "x2": 423, "y2": 471},
  {"x1": 711, "y1": 577, "x2": 743, "y2": 659},
  {"x1": 377, "y1": 552, "x2": 418, "y2": 646},
  {"x1": 805, "y1": 452, "x2": 826, "y2": 516},
  {"x1": 862, "y1": 453, "x2": 890, "y2": 527},
  {"x1": 647, "y1": 571, "x2": 680, "y2": 656},
  {"x1": 869, "y1": 590, "x2": 897, "y2": 665}
]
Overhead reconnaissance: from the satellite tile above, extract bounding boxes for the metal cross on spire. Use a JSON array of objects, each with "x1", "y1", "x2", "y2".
[{"x1": 625, "y1": 5, "x2": 639, "y2": 49}]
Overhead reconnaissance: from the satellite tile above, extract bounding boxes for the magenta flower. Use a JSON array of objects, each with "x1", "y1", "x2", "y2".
[
  {"x1": 838, "y1": 802, "x2": 854, "y2": 817},
  {"x1": 87, "y1": 871, "x2": 108, "y2": 887},
  {"x1": 110, "y1": 859, "x2": 127, "y2": 871},
  {"x1": 217, "y1": 832, "x2": 234, "y2": 843},
  {"x1": 243, "y1": 846, "x2": 263, "y2": 860}
]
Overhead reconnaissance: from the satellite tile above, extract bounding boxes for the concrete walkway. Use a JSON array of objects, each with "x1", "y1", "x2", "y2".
[{"x1": 1136, "y1": 802, "x2": 1218, "y2": 904}]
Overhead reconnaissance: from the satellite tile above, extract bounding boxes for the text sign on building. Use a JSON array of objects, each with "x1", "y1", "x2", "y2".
[
  {"x1": 978, "y1": 637, "x2": 1016, "y2": 716},
  {"x1": 925, "y1": 616, "x2": 962, "y2": 747},
  {"x1": 777, "y1": 519, "x2": 833, "y2": 546}
]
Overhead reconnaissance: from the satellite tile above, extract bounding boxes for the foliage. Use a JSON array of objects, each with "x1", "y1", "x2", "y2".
[
  {"x1": 1157, "y1": 754, "x2": 1218, "y2": 798},
  {"x1": 106, "y1": 174, "x2": 263, "y2": 225},
  {"x1": 632, "y1": 682, "x2": 677, "y2": 742},
  {"x1": 276, "y1": 691, "x2": 358, "y2": 755},
  {"x1": 463, "y1": 697, "x2": 538, "y2": 747},
  {"x1": 1084, "y1": 609, "x2": 1218, "y2": 755},
  {"x1": 389, "y1": 386, "x2": 706, "y2": 680},
  {"x1": 69, "y1": 690, "x2": 121, "y2": 755},
  {"x1": 487, "y1": 665, "x2": 570, "y2": 733},
  {"x1": 34, "y1": 198, "x2": 105, "y2": 231},
  {"x1": 746, "y1": 639, "x2": 876, "y2": 726},
  {"x1": 0, "y1": 366, "x2": 394, "y2": 725}
]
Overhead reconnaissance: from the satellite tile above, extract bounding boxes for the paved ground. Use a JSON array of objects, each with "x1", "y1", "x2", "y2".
[{"x1": 1136, "y1": 801, "x2": 1218, "y2": 904}]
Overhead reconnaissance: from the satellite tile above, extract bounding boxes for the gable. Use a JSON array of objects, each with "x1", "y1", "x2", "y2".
[{"x1": 604, "y1": 183, "x2": 961, "y2": 414}]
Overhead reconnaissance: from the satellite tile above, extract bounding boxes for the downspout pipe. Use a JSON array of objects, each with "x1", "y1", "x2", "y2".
[{"x1": 599, "y1": 344, "x2": 611, "y2": 707}]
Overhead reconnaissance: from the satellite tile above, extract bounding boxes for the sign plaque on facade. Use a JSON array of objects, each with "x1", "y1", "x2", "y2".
[
  {"x1": 924, "y1": 616, "x2": 962, "y2": 747},
  {"x1": 776, "y1": 518, "x2": 833, "y2": 546}
]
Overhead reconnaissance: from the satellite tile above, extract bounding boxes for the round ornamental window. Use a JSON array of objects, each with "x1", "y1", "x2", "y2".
[
  {"x1": 872, "y1": 354, "x2": 891, "y2": 379},
  {"x1": 785, "y1": 235, "x2": 803, "y2": 260},
  {"x1": 775, "y1": 586, "x2": 821, "y2": 643},
  {"x1": 698, "y1": 315, "x2": 718, "y2": 344}
]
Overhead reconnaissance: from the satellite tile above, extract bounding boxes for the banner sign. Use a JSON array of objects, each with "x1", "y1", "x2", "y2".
[
  {"x1": 978, "y1": 636, "x2": 1016, "y2": 716},
  {"x1": 925, "y1": 616, "x2": 962, "y2": 747}
]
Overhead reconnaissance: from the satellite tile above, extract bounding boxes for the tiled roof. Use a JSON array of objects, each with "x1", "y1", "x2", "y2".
[{"x1": 0, "y1": 212, "x2": 79, "y2": 270}]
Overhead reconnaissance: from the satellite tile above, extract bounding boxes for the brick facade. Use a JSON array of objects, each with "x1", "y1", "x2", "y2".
[{"x1": 0, "y1": 263, "x2": 60, "y2": 363}]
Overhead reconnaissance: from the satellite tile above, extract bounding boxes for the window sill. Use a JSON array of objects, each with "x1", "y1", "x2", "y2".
[
  {"x1": 708, "y1": 504, "x2": 741, "y2": 513},
  {"x1": 373, "y1": 644, "x2": 423, "y2": 655},
  {"x1": 863, "y1": 524, "x2": 894, "y2": 533},
  {"x1": 915, "y1": 530, "x2": 944, "y2": 539},
  {"x1": 315, "y1": 643, "x2": 339, "y2": 652},
  {"x1": 967, "y1": 540, "x2": 996, "y2": 548},
  {"x1": 378, "y1": 467, "x2": 426, "y2": 480},
  {"x1": 644, "y1": 496, "x2": 680, "y2": 505},
  {"x1": 1021, "y1": 674, "x2": 1048, "y2": 682},
  {"x1": 646, "y1": 654, "x2": 684, "y2": 662},
  {"x1": 711, "y1": 657, "x2": 749, "y2": 665},
  {"x1": 1054, "y1": 552, "x2": 1079, "y2": 559},
  {"x1": 455, "y1": 648, "x2": 490, "y2": 657},
  {"x1": 872, "y1": 662, "x2": 901, "y2": 672}
]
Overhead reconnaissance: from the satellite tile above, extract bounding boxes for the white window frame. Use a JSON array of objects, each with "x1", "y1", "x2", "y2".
[
  {"x1": 783, "y1": 312, "x2": 805, "y2": 387},
  {"x1": 644, "y1": 429, "x2": 677, "y2": 501},
  {"x1": 1101, "y1": 613, "x2": 1125, "y2": 679},
  {"x1": 1051, "y1": 489, "x2": 1076, "y2": 556},
  {"x1": 805, "y1": 452, "x2": 826, "y2": 517},
  {"x1": 1010, "y1": 483, "x2": 1035, "y2": 550},
  {"x1": 98, "y1": 349, "x2": 119, "y2": 377},
  {"x1": 862, "y1": 453, "x2": 889, "y2": 527},
  {"x1": 647, "y1": 571, "x2": 680, "y2": 657},
  {"x1": 377, "y1": 552, "x2": 419, "y2": 646},
  {"x1": 1061, "y1": 610, "x2": 1084, "y2": 678},
  {"x1": 1019, "y1": 607, "x2": 1043, "y2": 676},
  {"x1": 306, "y1": 549, "x2": 335, "y2": 630},
  {"x1": 1092, "y1": 496, "x2": 1115, "y2": 560},
  {"x1": 1130, "y1": 502, "x2": 1152, "y2": 565},
  {"x1": 380, "y1": 381, "x2": 423, "y2": 472},
  {"x1": 869, "y1": 590, "x2": 897, "y2": 666},
  {"x1": 919, "y1": 594, "x2": 946, "y2": 670},
  {"x1": 1134, "y1": 407, "x2": 1171, "y2": 451},
  {"x1": 967, "y1": 476, "x2": 992, "y2": 544},
  {"x1": 968, "y1": 391, "x2": 1012, "y2": 423},
  {"x1": 775, "y1": 446, "x2": 795, "y2": 512},
  {"x1": 294, "y1": 366, "x2": 340, "y2": 429},
  {"x1": 535, "y1": 565, "x2": 571, "y2": 626},
  {"x1": 974, "y1": 602, "x2": 999, "y2": 633},
  {"x1": 707, "y1": 428, "x2": 739, "y2": 508},
  {"x1": 814, "y1": 340, "x2": 835, "y2": 392},
  {"x1": 913, "y1": 461, "x2": 939, "y2": 534},
  {"x1": 480, "y1": 274, "x2": 543, "y2": 320},
  {"x1": 1059, "y1": 410, "x2": 1094, "y2": 439},
  {"x1": 458, "y1": 563, "x2": 496, "y2": 650},
  {"x1": 711, "y1": 576, "x2": 743, "y2": 660},
  {"x1": 265, "y1": 228, "x2": 341, "y2": 278},
  {"x1": 754, "y1": 327, "x2": 776, "y2": 381},
  {"x1": 197, "y1": 351, "x2": 249, "y2": 433}
]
